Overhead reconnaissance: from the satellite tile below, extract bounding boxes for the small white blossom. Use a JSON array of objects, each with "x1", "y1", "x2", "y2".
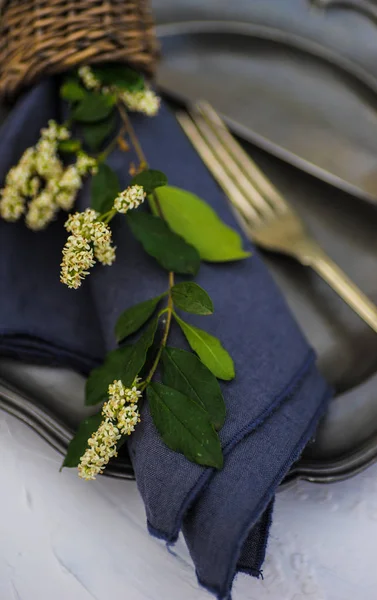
[
  {"x1": 91, "y1": 220, "x2": 116, "y2": 265},
  {"x1": 94, "y1": 244, "x2": 116, "y2": 266},
  {"x1": 78, "y1": 66, "x2": 101, "y2": 91},
  {"x1": 27, "y1": 176, "x2": 41, "y2": 198},
  {"x1": 54, "y1": 190, "x2": 76, "y2": 211},
  {"x1": 117, "y1": 403, "x2": 140, "y2": 436},
  {"x1": 0, "y1": 187, "x2": 26, "y2": 221},
  {"x1": 65, "y1": 208, "x2": 100, "y2": 238},
  {"x1": 60, "y1": 234, "x2": 96, "y2": 289},
  {"x1": 41, "y1": 120, "x2": 70, "y2": 142},
  {"x1": 120, "y1": 88, "x2": 160, "y2": 116},
  {"x1": 105, "y1": 380, "x2": 142, "y2": 411},
  {"x1": 60, "y1": 165, "x2": 82, "y2": 189},
  {"x1": 55, "y1": 157, "x2": 96, "y2": 212},
  {"x1": 35, "y1": 138, "x2": 64, "y2": 181},
  {"x1": 25, "y1": 190, "x2": 57, "y2": 230},
  {"x1": 34, "y1": 121, "x2": 68, "y2": 182},
  {"x1": 7, "y1": 148, "x2": 35, "y2": 193},
  {"x1": 103, "y1": 379, "x2": 141, "y2": 435},
  {"x1": 76, "y1": 152, "x2": 98, "y2": 176},
  {"x1": 78, "y1": 420, "x2": 121, "y2": 480},
  {"x1": 113, "y1": 185, "x2": 145, "y2": 214}
]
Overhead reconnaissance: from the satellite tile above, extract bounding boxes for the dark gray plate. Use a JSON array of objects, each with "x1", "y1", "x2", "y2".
[{"x1": 156, "y1": 20, "x2": 377, "y2": 205}]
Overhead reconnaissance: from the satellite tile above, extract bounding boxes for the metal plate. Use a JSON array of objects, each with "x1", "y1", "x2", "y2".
[
  {"x1": 1, "y1": 6, "x2": 377, "y2": 483},
  {"x1": 156, "y1": 20, "x2": 377, "y2": 205}
]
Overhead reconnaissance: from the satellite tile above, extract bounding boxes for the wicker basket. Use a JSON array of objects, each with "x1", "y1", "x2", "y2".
[{"x1": 0, "y1": 0, "x2": 159, "y2": 99}]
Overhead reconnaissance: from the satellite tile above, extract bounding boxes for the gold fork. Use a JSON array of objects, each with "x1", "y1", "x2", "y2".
[{"x1": 176, "y1": 101, "x2": 377, "y2": 333}]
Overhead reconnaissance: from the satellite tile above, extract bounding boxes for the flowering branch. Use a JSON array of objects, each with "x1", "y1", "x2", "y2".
[{"x1": 0, "y1": 63, "x2": 251, "y2": 476}]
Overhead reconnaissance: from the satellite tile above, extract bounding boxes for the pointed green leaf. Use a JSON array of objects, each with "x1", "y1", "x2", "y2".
[
  {"x1": 82, "y1": 114, "x2": 117, "y2": 151},
  {"x1": 86, "y1": 346, "x2": 134, "y2": 407},
  {"x1": 62, "y1": 411, "x2": 102, "y2": 468},
  {"x1": 60, "y1": 79, "x2": 86, "y2": 102},
  {"x1": 171, "y1": 282, "x2": 213, "y2": 315},
  {"x1": 85, "y1": 318, "x2": 157, "y2": 406},
  {"x1": 147, "y1": 383, "x2": 223, "y2": 468},
  {"x1": 120, "y1": 317, "x2": 158, "y2": 386},
  {"x1": 130, "y1": 169, "x2": 168, "y2": 195},
  {"x1": 155, "y1": 186, "x2": 250, "y2": 262},
  {"x1": 162, "y1": 347, "x2": 226, "y2": 430},
  {"x1": 127, "y1": 211, "x2": 200, "y2": 275},
  {"x1": 91, "y1": 163, "x2": 120, "y2": 213},
  {"x1": 115, "y1": 294, "x2": 165, "y2": 342},
  {"x1": 92, "y1": 65, "x2": 144, "y2": 91},
  {"x1": 174, "y1": 314, "x2": 234, "y2": 380},
  {"x1": 58, "y1": 139, "x2": 82, "y2": 154},
  {"x1": 73, "y1": 92, "x2": 115, "y2": 123}
]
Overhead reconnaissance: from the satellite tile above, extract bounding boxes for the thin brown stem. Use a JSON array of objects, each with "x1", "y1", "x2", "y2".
[
  {"x1": 98, "y1": 124, "x2": 127, "y2": 162},
  {"x1": 141, "y1": 271, "x2": 174, "y2": 391},
  {"x1": 118, "y1": 102, "x2": 175, "y2": 389},
  {"x1": 117, "y1": 102, "x2": 148, "y2": 170}
]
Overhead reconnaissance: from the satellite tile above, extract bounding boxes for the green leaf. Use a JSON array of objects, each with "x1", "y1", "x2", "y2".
[
  {"x1": 121, "y1": 318, "x2": 158, "y2": 386},
  {"x1": 91, "y1": 163, "x2": 120, "y2": 213},
  {"x1": 62, "y1": 411, "x2": 102, "y2": 468},
  {"x1": 85, "y1": 318, "x2": 158, "y2": 406},
  {"x1": 92, "y1": 64, "x2": 144, "y2": 91},
  {"x1": 58, "y1": 139, "x2": 82, "y2": 154},
  {"x1": 174, "y1": 314, "x2": 235, "y2": 380},
  {"x1": 130, "y1": 169, "x2": 168, "y2": 195},
  {"x1": 82, "y1": 114, "x2": 117, "y2": 151},
  {"x1": 115, "y1": 294, "x2": 165, "y2": 343},
  {"x1": 171, "y1": 282, "x2": 213, "y2": 315},
  {"x1": 155, "y1": 186, "x2": 250, "y2": 262},
  {"x1": 127, "y1": 211, "x2": 200, "y2": 275},
  {"x1": 147, "y1": 383, "x2": 223, "y2": 468},
  {"x1": 162, "y1": 347, "x2": 226, "y2": 430},
  {"x1": 72, "y1": 93, "x2": 115, "y2": 123},
  {"x1": 86, "y1": 346, "x2": 133, "y2": 407},
  {"x1": 60, "y1": 79, "x2": 86, "y2": 102}
]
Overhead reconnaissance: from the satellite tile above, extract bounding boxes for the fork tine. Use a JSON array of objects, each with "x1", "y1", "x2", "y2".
[
  {"x1": 188, "y1": 110, "x2": 275, "y2": 220},
  {"x1": 175, "y1": 111, "x2": 261, "y2": 224},
  {"x1": 196, "y1": 100, "x2": 288, "y2": 213}
]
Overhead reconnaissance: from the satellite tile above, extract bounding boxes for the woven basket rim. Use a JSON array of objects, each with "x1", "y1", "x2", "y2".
[{"x1": 0, "y1": 0, "x2": 159, "y2": 99}]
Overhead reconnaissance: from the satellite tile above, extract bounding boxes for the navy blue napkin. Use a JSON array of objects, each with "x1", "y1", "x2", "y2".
[{"x1": 0, "y1": 79, "x2": 331, "y2": 600}]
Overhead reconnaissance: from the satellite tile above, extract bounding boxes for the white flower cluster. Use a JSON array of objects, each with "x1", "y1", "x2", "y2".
[
  {"x1": 78, "y1": 65, "x2": 101, "y2": 90},
  {"x1": 77, "y1": 64, "x2": 160, "y2": 117},
  {"x1": 0, "y1": 148, "x2": 35, "y2": 220},
  {"x1": 103, "y1": 379, "x2": 142, "y2": 435},
  {"x1": 34, "y1": 120, "x2": 68, "y2": 181},
  {"x1": 120, "y1": 88, "x2": 160, "y2": 116},
  {"x1": 78, "y1": 379, "x2": 142, "y2": 480},
  {"x1": 0, "y1": 120, "x2": 97, "y2": 230},
  {"x1": 60, "y1": 234, "x2": 96, "y2": 290},
  {"x1": 61, "y1": 208, "x2": 116, "y2": 288},
  {"x1": 113, "y1": 184, "x2": 145, "y2": 214},
  {"x1": 78, "y1": 420, "x2": 121, "y2": 481}
]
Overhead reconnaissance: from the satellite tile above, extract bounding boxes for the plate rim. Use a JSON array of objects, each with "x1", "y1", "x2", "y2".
[{"x1": 1, "y1": 376, "x2": 377, "y2": 485}]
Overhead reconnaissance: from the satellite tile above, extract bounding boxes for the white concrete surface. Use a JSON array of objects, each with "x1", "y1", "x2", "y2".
[{"x1": 0, "y1": 411, "x2": 376, "y2": 600}]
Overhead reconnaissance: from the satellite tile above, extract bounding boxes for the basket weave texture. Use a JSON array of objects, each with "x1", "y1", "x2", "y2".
[{"x1": 0, "y1": 0, "x2": 159, "y2": 99}]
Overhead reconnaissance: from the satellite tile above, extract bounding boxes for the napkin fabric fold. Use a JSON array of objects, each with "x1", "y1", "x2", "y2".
[{"x1": 0, "y1": 79, "x2": 331, "y2": 600}]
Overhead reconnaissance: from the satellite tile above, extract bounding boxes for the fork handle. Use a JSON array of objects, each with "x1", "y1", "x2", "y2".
[{"x1": 303, "y1": 248, "x2": 377, "y2": 332}]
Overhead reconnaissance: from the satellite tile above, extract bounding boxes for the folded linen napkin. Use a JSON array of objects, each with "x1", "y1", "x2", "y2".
[{"x1": 0, "y1": 79, "x2": 331, "y2": 599}]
